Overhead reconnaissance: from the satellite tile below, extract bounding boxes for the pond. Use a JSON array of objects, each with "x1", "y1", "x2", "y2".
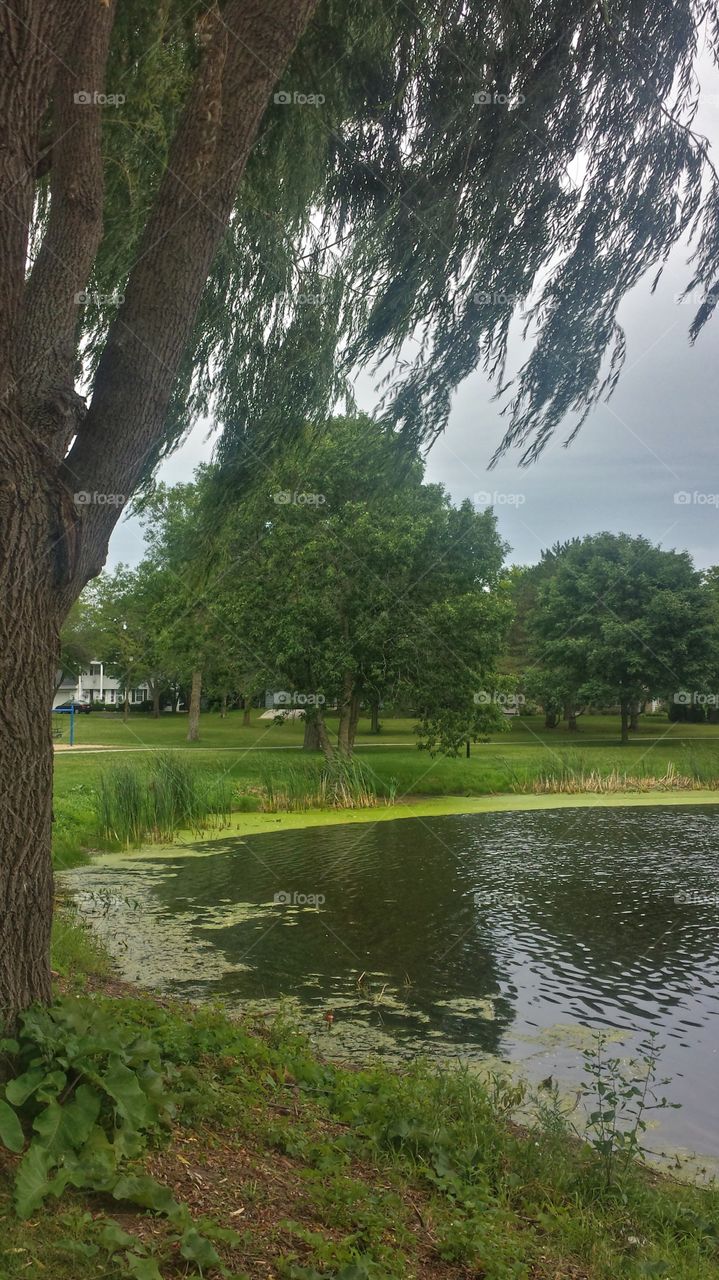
[{"x1": 63, "y1": 804, "x2": 719, "y2": 1159}]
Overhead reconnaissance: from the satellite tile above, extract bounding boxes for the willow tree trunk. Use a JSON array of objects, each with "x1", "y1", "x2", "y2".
[
  {"x1": 369, "y1": 701, "x2": 380, "y2": 734},
  {"x1": 123, "y1": 691, "x2": 130, "y2": 722},
  {"x1": 0, "y1": 438, "x2": 60, "y2": 1024},
  {"x1": 152, "y1": 686, "x2": 161, "y2": 718},
  {"x1": 620, "y1": 702, "x2": 630, "y2": 744},
  {"x1": 630, "y1": 701, "x2": 641, "y2": 732},
  {"x1": 187, "y1": 670, "x2": 202, "y2": 742},
  {"x1": 220, "y1": 692, "x2": 228, "y2": 719},
  {"x1": 243, "y1": 701, "x2": 251, "y2": 727},
  {"x1": 0, "y1": 0, "x2": 319, "y2": 1030}
]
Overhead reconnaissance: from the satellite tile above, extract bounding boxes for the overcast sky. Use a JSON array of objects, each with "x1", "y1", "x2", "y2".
[{"x1": 108, "y1": 74, "x2": 719, "y2": 574}]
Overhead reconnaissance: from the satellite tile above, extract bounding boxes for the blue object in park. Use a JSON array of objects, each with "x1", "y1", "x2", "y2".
[{"x1": 54, "y1": 703, "x2": 76, "y2": 745}]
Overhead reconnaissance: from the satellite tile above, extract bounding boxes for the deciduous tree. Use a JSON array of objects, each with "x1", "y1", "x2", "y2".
[{"x1": 530, "y1": 534, "x2": 715, "y2": 743}]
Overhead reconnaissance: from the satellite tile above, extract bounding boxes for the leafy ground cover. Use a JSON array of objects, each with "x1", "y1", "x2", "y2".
[{"x1": 1, "y1": 921, "x2": 717, "y2": 1280}]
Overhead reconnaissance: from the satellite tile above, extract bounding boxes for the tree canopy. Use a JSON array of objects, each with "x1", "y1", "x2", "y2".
[
  {"x1": 128, "y1": 416, "x2": 512, "y2": 755},
  {"x1": 528, "y1": 532, "x2": 717, "y2": 740},
  {"x1": 19, "y1": 0, "x2": 719, "y2": 501}
]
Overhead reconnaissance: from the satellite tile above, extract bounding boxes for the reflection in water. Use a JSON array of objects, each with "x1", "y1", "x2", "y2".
[{"x1": 63, "y1": 805, "x2": 719, "y2": 1156}]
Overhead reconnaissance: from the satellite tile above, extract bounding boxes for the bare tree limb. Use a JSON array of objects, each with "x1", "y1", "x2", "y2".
[
  {"x1": 17, "y1": 0, "x2": 118, "y2": 459},
  {"x1": 0, "y1": 1, "x2": 84, "y2": 399},
  {"x1": 62, "y1": 0, "x2": 319, "y2": 591}
]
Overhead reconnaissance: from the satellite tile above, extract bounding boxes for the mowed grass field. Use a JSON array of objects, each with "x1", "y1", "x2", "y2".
[
  {"x1": 52, "y1": 709, "x2": 719, "y2": 863},
  {"x1": 54, "y1": 707, "x2": 719, "y2": 753},
  {"x1": 52, "y1": 710, "x2": 719, "y2": 788}
]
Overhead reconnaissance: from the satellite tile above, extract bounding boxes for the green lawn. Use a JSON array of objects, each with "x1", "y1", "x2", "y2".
[
  {"x1": 54, "y1": 707, "x2": 719, "y2": 751},
  {"x1": 51, "y1": 710, "x2": 719, "y2": 866}
]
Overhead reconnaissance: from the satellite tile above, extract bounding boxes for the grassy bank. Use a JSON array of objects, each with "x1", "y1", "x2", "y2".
[
  {"x1": 52, "y1": 711, "x2": 719, "y2": 866},
  {"x1": 2, "y1": 922, "x2": 718, "y2": 1280},
  {"x1": 31, "y1": 718, "x2": 719, "y2": 1276},
  {"x1": 160, "y1": 787, "x2": 719, "y2": 844}
]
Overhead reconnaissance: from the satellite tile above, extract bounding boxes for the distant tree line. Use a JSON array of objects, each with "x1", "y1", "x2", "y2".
[{"x1": 65, "y1": 418, "x2": 719, "y2": 751}]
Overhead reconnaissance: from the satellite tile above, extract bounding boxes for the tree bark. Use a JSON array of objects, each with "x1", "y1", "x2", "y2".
[
  {"x1": 544, "y1": 710, "x2": 558, "y2": 729},
  {"x1": 17, "y1": 1, "x2": 117, "y2": 456},
  {"x1": 350, "y1": 695, "x2": 361, "y2": 748},
  {"x1": 303, "y1": 713, "x2": 321, "y2": 750},
  {"x1": 315, "y1": 710, "x2": 335, "y2": 762},
  {"x1": 152, "y1": 686, "x2": 161, "y2": 718},
  {"x1": 620, "y1": 701, "x2": 630, "y2": 744},
  {"x1": 0, "y1": 4, "x2": 86, "y2": 399},
  {"x1": 62, "y1": 0, "x2": 320, "y2": 588},
  {"x1": 565, "y1": 701, "x2": 577, "y2": 731},
  {"x1": 0, "y1": 428, "x2": 61, "y2": 1026},
  {"x1": 369, "y1": 700, "x2": 380, "y2": 734},
  {"x1": 0, "y1": 0, "x2": 319, "y2": 1025},
  {"x1": 123, "y1": 689, "x2": 130, "y2": 722},
  {"x1": 630, "y1": 700, "x2": 641, "y2": 732},
  {"x1": 187, "y1": 670, "x2": 202, "y2": 741},
  {"x1": 337, "y1": 676, "x2": 358, "y2": 756},
  {"x1": 220, "y1": 692, "x2": 228, "y2": 719},
  {"x1": 243, "y1": 700, "x2": 251, "y2": 727}
]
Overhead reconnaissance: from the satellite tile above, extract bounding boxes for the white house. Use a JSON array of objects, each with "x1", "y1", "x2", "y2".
[{"x1": 53, "y1": 661, "x2": 150, "y2": 709}]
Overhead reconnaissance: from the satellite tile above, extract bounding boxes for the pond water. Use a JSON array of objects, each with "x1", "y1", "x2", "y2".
[{"x1": 63, "y1": 805, "x2": 719, "y2": 1159}]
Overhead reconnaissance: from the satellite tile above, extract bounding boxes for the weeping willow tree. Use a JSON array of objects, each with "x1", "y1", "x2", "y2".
[{"x1": 0, "y1": 0, "x2": 718, "y2": 1021}]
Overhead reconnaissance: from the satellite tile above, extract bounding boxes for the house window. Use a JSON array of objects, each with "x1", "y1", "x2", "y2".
[
  {"x1": 107, "y1": 690, "x2": 115, "y2": 703},
  {"x1": 89, "y1": 663, "x2": 101, "y2": 676},
  {"x1": 132, "y1": 689, "x2": 145, "y2": 703}
]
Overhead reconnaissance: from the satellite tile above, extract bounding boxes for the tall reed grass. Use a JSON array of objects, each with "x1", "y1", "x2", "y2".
[
  {"x1": 96, "y1": 753, "x2": 233, "y2": 845},
  {"x1": 256, "y1": 756, "x2": 393, "y2": 811},
  {"x1": 502, "y1": 750, "x2": 719, "y2": 795}
]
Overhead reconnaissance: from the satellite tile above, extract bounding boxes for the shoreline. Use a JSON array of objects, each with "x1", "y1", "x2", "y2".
[{"x1": 163, "y1": 788, "x2": 719, "y2": 845}]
